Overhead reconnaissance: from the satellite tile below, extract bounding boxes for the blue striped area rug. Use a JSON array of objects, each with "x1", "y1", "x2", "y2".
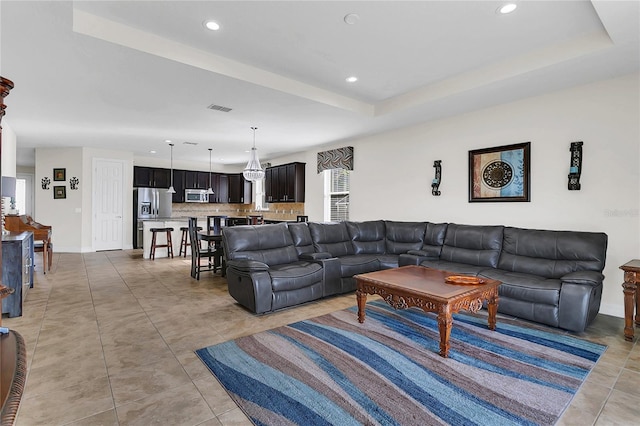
[{"x1": 196, "y1": 301, "x2": 606, "y2": 425}]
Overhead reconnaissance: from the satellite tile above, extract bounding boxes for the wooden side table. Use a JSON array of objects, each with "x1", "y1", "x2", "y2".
[{"x1": 620, "y1": 259, "x2": 640, "y2": 341}]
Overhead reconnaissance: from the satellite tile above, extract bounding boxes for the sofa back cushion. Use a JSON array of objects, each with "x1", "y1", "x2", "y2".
[
  {"x1": 287, "y1": 222, "x2": 315, "y2": 256},
  {"x1": 346, "y1": 221, "x2": 386, "y2": 254},
  {"x1": 308, "y1": 222, "x2": 354, "y2": 257},
  {"x1": 223, "y1": 222, "x2": 299, "y2": 265},
  {"x1": 440, "y1": 223, "x2": 504, "y2": 267},
  {"x1": 498, "y1": 227, "x2": 608, "y2": 278},
  {"x1": 385, "y1": 221, "x2": 427, "y2": 254},
  {"x1": 419, "y1": 222, "x2": 449, "y2": 257}
]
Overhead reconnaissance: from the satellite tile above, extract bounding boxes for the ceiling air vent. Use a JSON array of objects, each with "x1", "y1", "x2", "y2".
[
  {"x1": 207, "y1": 104, "x2": 232, "y2": 113},
  {"x1": 183, "y1": 141, "x2": 198, "y2": 146}
]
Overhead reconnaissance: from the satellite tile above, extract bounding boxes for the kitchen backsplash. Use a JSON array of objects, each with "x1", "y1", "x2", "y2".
[{"x1": 172, "y1": 202, "x2": 305, "y2": 221}]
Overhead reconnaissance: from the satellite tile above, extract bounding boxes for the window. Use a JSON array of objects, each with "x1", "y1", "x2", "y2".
[{"x1": 324, "y1": 168, "x2": 350, "y2": 222}]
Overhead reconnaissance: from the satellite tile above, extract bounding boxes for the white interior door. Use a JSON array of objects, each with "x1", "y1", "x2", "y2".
[{"x1": 93, "y1": 159, "x2": 124, "y2": 251}]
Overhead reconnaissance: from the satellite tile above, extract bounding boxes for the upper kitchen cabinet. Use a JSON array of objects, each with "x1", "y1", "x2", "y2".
[
  {"x1": 265, "y1": 162, "x2": 305, "y2": 202},
  {"x1": 228, "y1": 174, "x2": 252, "y2": 204},
  {"x1": 185, "y1": 170, "x2": 211, "y2": 189},
  {"x1": 134, "y1": 166, "x2": 171, "y2": 188},
  {"x1": 172, "y1": 170, "x2": 186, "y2": 203}
]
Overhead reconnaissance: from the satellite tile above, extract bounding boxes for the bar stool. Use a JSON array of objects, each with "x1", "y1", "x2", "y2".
[
  {"x1": 149, "y1": 227, "x2": 174, "y2": 260},
  {"x1": 247, "y1": 215, "x2": 264, "y2": 225},
  {"x1": 179, "y1": 226, "x2": 201, "y2": 257}
]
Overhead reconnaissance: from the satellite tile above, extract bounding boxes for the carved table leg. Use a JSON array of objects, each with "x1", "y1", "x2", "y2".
[
  {"x1": 437, "y1": 306, "x2": 453, "y2": 358},
  {"x1": 623, "y1": 271, "x2": 637, "y2": 341},
  {"x1": 487, "y1": 289, "x2": 499, "y2": 331},
  {"x1": 356, "y1": 290, "x2": 367, "y2": 323}
]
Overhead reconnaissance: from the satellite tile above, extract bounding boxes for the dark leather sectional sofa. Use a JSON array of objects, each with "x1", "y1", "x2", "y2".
[{"x1": 222, "y1": 220, "x2": 607, "y2": 332}]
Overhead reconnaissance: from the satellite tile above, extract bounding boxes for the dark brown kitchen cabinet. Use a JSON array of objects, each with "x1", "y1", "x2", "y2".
[
  {"x1": 172, "y1": 170, "x2": 186, "y2": 203},
  {"x1": 265, "y1": 162, "x2": 305, "y2": 202},
  {"x1": 228, "y1": 174, "x2": 252, "y2": 204},
  {"x1": 185, "y1": 171, "x2": 211, "y2": 189},
  {"x1": 207, "y1": 173, "x2": 220, "y2": 203},
  {"x1": 134, "y1": 166, "x2": 171, "y2": 188},
  {"x1": 217, "y1": 174, "x2": 229, "y2": 204}
]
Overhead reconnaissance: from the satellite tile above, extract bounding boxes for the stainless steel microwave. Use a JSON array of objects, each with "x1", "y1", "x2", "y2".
[{"x1": 185, "y1": 189, "x2": 209, "y2": 203}]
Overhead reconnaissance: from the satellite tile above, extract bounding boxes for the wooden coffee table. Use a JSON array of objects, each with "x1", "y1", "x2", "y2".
[{"x1": 355, "y1": 265, "x2": 501, "y2": 358}]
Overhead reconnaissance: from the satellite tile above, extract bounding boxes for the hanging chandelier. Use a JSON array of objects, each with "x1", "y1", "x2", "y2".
[
  {"x1": 167, "y1": 143, "x2": 176, "y2": 194},
  {"x1": 207, "y1": 148, "x2": 214, "y2": 194},
  {"x1": 243, "y1": 126, "x2": 265, "y2": 181}
]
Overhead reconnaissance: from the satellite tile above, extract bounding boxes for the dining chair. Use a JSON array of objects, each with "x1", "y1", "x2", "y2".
[{"x1": 188, "y1": 217, "x2": 215, "y2": 280}]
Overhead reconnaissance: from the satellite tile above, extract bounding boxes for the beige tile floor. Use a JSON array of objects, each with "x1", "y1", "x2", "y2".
[{"x1": 3, "y1": 250, "x2": 640, "y2": 425}]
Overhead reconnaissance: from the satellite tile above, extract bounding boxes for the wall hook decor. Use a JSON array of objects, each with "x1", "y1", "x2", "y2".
[
  {"x1": 69, "y1": 177, "x2": 79, "y2": 190},
  {"x1": 568, "y1": 141, "x2": 583, "y2": 190},
  {"x1": 41, "y1": 177, "x2": 51, "y2": 190},
  {"x1": 432, "y1": 160, "x2": 442, "y2": 196}
]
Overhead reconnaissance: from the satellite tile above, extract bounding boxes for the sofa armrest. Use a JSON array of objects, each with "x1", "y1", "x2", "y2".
[
  {"x1": 561, "y1": 270, "x2": 605, "y2": 287},
  {"x1": 227, "y1": 260, "x2": 270, "y2": 272},
  {"x1": 299, "y1": 252, "x2": 333, "y2": 260}
]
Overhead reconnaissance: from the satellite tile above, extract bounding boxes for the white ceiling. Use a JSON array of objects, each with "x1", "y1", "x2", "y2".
[{"x1": 1, "y1": 1, "x2": 638, "y2": 169}]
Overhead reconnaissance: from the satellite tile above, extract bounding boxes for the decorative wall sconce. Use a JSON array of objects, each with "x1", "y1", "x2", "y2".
[
  {"x1": 69, "y1": 177, "x2": 79, "y2": 190},
  {"x1": 568, "y1": 141, "x2": 583, "y2": 190},
  {"x1": 432, "y1": 160, "x2": 442, "y2": 196},
  {"x1": 41, "y1": 177, "x2": 51, "y2": 190}
]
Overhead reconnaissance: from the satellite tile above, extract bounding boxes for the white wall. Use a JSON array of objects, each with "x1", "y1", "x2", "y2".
[
  {"x1": 1, "y1": 122, "x2": 16, "y2": 177},
  {"x1": 35, "y1": 148, "x2": 83, "y2": 252},
  {"x1": 272, "y1": 73, "x2": 640, "y2": 318}
]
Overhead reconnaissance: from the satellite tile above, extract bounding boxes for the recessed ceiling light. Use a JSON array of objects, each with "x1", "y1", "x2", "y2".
[
  {"x1": 497, "y1": 3, "x2": 517, "y2": 14},
  {"x1": 164, "y1": 139, "x2": 172, "y2": 143},
  {"x1": 204, "y1": 20, "x2": 220, "y2": 31},
  {"x1": 149, "y1": 150, "x2": 157, "y2": 154},
  {"x1": 344, "y1": 13, "x2": 360, "y2": 25},
  {"x1": 346, "y1": 76, "x2": 358, "y2": 83}
]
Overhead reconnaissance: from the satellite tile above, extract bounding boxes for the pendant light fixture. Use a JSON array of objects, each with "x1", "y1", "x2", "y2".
[
  {"x1": 243, "y1": 126, "x2": 265, "y2": 181},
  {"x1": 206, "y1": 148, "x2": 214, "y2": 194},
  {"x1": 167, "y1": 143, "x2": 176, "y2": 194}
]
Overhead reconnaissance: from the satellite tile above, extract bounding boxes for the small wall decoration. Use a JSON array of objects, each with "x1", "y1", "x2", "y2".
[
  {"x1": 41, "y1": 177, "x2": 51, "y2": 190},
  {"x1": 53, "y1": 186, "x2": 66, "y2": 199},
  {"x1": 69, "y1": 176, "x2": 79, "y2": 190},
  {"x1": 568, "y1": 141, "x2": 583, "y2": 190},
  {"x1": 469, "y1": 142, "x2": 530, "y2": 202},
  {"x1": 53, "y1": 168, "x2": 66, "y2": 181},
  {"x1": 432, "y1": 160, "x2": 442, "y2": 196}
]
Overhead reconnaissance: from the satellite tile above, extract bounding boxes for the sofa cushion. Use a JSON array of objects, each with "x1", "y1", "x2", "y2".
[
  {"x1": 420, "y1": 222, "x2": 449, "y2": 257},
  {"x1": 287, "y1": 222, "x2": 315, "y2": 256},
  {"x1": 377, "y1": 254, "x2": 400, "y2": 269},
  {"x1": 498, "y1": 227, "x2": 608, "y2": 279},
  {"x1": 346, "y1": 220, "x2": 386, "y2": 254},
  {"x1": 479, "y1": 269, "x2": 562, "y2": 305},
  {"x1": 439, "y1": 223, "x2": 504, "y2": 268},
  {"x1": 338, "y1": 254, "x2": 380, "y2": 277},
  {"x1": 269, "y1": 261, "x2": 324, "y2": 292},
  {"x1": 308, "y1": 222, "x2": 354, "y2": 257},
  {"x1": 385, "y1": 221, "x2": 426, "y2": 254},
  {"x1": 419, "y1": 259, "x2": 489, "y2": 276},
  {"x1": 223, "y1": 223, "x2": 299, "y2": 266}
]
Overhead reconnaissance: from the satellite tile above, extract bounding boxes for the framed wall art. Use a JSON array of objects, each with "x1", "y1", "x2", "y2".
[
  {"x1": 469, "y1": 142, "x2": 530, "y2": 202},
  {"x1": 53, "y1": 185, "x2": 66, "y2": 199},
  {"x1": 53, "y1": 168, "x2": 66, "y2": 181}
]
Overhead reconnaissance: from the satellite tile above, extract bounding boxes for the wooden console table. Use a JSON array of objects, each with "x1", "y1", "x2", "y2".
[{"x1": 621, "y1": 259, "x2": 640, "y2": 341}]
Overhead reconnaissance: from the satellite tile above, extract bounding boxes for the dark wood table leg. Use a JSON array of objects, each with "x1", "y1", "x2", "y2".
[
  {"x1": 623, "y1": 271, "x2": 637, "y2": 341},
  {"x1": 356, "y1": 290, "x2": 367, "y2": 323},
  {"x1": 487, "y1": 289, "x2": 499, "y2": 331},
  {"x1": 437, "y1": 306, "x2": 453, "y2": 358}
]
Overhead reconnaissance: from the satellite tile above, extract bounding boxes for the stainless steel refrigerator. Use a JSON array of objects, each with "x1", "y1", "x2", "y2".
[{"x1": 133, "y1": 187, "x2": 173, "y2": 248}]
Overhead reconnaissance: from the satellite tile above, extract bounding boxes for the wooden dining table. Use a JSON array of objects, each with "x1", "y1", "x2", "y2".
[{"x1": 197, "y1": 230, "x2": 224, "y2": 275}]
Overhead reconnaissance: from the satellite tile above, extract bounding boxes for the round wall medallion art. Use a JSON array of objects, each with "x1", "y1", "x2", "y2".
[{"x1": 482, "y1": 160, "x2": 513, "y2": 189}]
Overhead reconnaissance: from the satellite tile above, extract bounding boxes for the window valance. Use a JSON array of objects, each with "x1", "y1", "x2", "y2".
[{"x1": 317, "y1": 146, "x2": 354, "y2": 173}]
